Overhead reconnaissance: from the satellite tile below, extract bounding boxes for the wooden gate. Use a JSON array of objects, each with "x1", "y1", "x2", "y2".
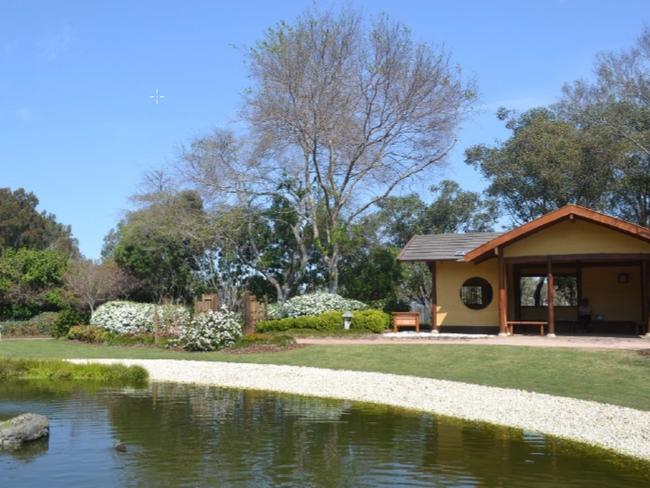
[{"x1": 194, "y1": 293, "x2": 221, "y2": 314}]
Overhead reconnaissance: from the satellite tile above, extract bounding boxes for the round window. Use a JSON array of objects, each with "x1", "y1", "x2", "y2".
[{"x1": 460, "y1": 277, "x2": 493, "y2": 310}]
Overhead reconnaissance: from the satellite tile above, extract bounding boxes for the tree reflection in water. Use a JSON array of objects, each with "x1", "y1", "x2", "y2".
[{"x1": 1, "y1": 382, "x2": 650, "y2": 487}]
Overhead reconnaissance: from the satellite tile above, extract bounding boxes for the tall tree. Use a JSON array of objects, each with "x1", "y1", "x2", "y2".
[
  {"x1": 181, "y1": 7, "x2": 474, "y2": 292},
  {"x1": 465, "y1": 108, "x2": 614, "y2": 223},
  {"x1": 371, "y1": 180, "x2": 498, "y2": 247},
  {"x1": 108, "y1": 190, "x2": 211, "y2": 303},
  {"x1": 560, "y1": 27, "x2": 650, "y2": 226},
  {"x1": 345, "y1": 181, "x2": 498, "y2": 307},
  {"x1": 0, "y1": 187, "x2": 77, "y2": 255}
]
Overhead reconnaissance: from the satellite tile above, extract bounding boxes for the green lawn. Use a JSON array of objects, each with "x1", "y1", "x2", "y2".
[{"x1": 1, "y1": 339, "x2": 650, "y2": 410}]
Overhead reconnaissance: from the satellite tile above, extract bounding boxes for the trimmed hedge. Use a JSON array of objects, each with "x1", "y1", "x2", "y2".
[
  {"x1": 257, "y1": 309, "x2": 389, "y2": 334},
  {"x1": 351, "y1": 309, "x2": 391, "y2": 333}
]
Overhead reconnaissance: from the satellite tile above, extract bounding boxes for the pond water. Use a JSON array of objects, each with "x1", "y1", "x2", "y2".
[{"x1": 1, "y1": 382, "x2": 649, "y2": 487}]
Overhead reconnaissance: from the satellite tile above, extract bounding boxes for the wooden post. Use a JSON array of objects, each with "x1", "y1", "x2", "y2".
[
  {"x1": 641, "y1": 259, "x2": 650, "y2": 337},
  {"x1": 576, "y1": 261, "x2": 582, "y2": 336},
  {"x1": 429, "y1": 262, "x2": 439, "y2": 333},
  {"x1": 498, "y1": 248, "x2": 508, "y2": 336},
  {"x1": 547, "y1": 258, "x2": 556, "y2": 337}
]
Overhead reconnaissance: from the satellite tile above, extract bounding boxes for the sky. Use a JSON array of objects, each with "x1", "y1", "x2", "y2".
[{"x1": 1, "y1": 0, "x2": 648, "y2": 258}]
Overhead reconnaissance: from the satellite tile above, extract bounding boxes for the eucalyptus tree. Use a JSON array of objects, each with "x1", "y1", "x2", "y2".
[
  {"x1": 465, "y1": 108, "x2": 614, "y2": 224},
  {"x1": 560, "y1": 27, "x2": 650, "y2": 226},
  {"x1": 180, "y1": 8, "x2": 474, "y2": 293}
]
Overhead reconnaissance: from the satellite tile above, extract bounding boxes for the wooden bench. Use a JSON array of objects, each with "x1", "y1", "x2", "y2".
[
  {"x1": 506, "y1": 321, "x2": 547, "y2": 336},
  {"x1": 392, "y1": 312, "x2": 420, "y2": 333}
]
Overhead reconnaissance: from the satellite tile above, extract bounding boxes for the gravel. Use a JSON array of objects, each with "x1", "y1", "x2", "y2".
[
  {"x1": 381, "y1": 332, "x2": 493, "y2": 339},
  {"x1": 70, "y1": 358, "x2": 650, "y2": 460}
]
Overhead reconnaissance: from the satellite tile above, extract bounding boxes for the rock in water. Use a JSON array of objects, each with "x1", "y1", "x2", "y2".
[{"x1": 0, "y1": 413, "x2": 49, "y2": 449}]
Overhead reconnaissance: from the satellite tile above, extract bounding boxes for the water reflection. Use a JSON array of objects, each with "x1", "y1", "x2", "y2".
[{"x1": 1, "y1": 382, "x2": 649, "y2": 487}]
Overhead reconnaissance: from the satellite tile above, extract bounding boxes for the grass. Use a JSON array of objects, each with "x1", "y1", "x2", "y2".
[
  {"x1": 1, "y1": 338, "x2": 649, "y2": 410},
  {"x1": 0, "y1": 357, "x2": 148, "y2": 386}
]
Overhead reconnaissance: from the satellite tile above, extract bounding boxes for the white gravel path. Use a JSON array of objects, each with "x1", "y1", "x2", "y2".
[{"x1": 71, "y1": 358, "x2": 650, "y2": 461}]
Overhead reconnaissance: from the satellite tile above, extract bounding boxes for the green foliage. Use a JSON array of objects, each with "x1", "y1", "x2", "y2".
[
  {"x1": 66, "y1": 326, "x2": 166, "y2": 348},
  {"x1": 338, "y1": 244, "x2": 402, "y2": 303},
  {"x1": 368, "y1": 180, "x2": 498, "y2": 248},
  {"x1": 0, "y1": 312, "x2": 60, "y2": 337},
  {"x1": 0, "y1": 187, "x2": 77, "y2": 254},
  {"x1": 257, "y1": 309, "x2": 388, "y2": 334},
  {"x1": 380, "y1": 298, "x2": 411, "y2": 313},
  {"x1": 53, "y1": 307, "x2": 90, "y2": 338},
  {"x1": 0, "y1": 358, "x2": 148, "y2": 385},
  {"x1": 465, "y1": 108, "x2": 614, "y2": 223},
  {"x1": 67, "y1": 325, "x2": 110, "y2": 343},
  {"x1": 349, "y1": 309, "x2": 390, "y2": 333},
  {"x1": 110, "y1": 190, "x2": 210, "y2": 303},
  {"x1": 0, "y1": 248, "x2": 69, "y2": 320}
]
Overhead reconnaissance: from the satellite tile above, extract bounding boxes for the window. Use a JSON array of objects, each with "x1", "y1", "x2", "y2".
[
  {"x1": 460, "y1": 277, "x2": 493, "y2": 310},
  {"x1": 519, "y1": 276, "x2": 577, "y2": 307}
]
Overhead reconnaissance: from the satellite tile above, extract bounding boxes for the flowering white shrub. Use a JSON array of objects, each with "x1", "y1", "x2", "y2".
[
  {"x1": 175, "y1": 308, "x2": 243, "y2": 351},
  {"x1": 90, "y1": 301, "x2": 189, "y2": 335},
  {"x1": 273, "y1": 292, "x2": 367, "y2": 318},
  {"x1": 266, "y1": 303, "x2": 283, "y2": 320}
]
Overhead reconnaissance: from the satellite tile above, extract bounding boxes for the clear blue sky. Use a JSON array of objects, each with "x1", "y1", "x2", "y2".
[{"x1": 1, "y1": 0, "x2": 647, "y2": 258}]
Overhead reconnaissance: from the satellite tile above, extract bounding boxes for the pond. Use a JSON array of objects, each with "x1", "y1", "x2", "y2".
[{"x1": 1, "y1": 382, "x2": 649, "y2": 487}]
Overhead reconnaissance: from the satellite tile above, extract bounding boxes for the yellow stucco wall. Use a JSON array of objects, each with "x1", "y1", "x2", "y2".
[
  {"x1": 436, "y1": 260, "x2": 499, "y2": 326},
  {"x1": 504, "y1": 219, "x2": 650, "y2": 257},
  {"x1": 582, "y1": 266, "x2": 642, "y2": 322}
]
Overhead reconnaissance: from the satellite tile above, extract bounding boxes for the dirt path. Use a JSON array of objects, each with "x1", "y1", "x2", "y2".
[{"x1": 296, "y1": 334, "x2": 650, "y2": 350}]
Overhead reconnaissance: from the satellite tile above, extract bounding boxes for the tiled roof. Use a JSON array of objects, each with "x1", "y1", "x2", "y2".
[{"x1": 397, "y1": 232, "x2": 503, "y2": 262}]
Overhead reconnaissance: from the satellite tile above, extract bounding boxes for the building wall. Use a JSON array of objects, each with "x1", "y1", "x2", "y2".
[
  {"x1": 504, "y1": 219, "x2": 650, "y2": 257},
  {"x1": 582, "y1": 265, "x2": 642, "y2": 322},
  {"x1": 436, "y1": 260, "x2": 499, "y2": 327}
]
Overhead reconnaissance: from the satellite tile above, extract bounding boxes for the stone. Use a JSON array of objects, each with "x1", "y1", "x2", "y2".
[{"x1": 0, "y1": 413, "x2": 49, "y2": 449}]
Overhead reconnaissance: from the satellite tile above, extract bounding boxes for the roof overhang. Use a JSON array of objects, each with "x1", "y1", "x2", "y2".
[{"x1": 463, "y1": 205, "x2": 650, "y2": 263}]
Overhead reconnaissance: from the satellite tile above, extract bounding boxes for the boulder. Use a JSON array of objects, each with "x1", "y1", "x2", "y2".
[{"x1": 0, "y1": 413, "x2": 49, "y2": 449}]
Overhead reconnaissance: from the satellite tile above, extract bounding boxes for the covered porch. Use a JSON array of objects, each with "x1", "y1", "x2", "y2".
[{"x1": 498, "y1": 254, "x2": 650, "y2": 336}]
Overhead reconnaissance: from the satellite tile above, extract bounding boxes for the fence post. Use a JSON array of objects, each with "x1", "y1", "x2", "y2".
[{"x1": 243, "y1": 292, "x2": 267, "y2": 335}]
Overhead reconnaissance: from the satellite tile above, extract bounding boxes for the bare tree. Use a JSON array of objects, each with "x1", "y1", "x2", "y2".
[
  {"x1": 64, "y1": 259, "x2": 137, "y2": 314},
  {"x1": 181, "y1": 8, "x2": 474, "y2": 292}
]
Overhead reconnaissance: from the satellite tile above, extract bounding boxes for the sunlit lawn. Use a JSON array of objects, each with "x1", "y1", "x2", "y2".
[{"x1": 1, "y1": 338, "x2": 650, "y2": 410}]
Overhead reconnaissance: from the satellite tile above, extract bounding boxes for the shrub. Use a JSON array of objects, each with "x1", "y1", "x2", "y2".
[
  {"x1": 271, "y1": 292, "x2": 367, "y2": 318},
  {"x1": 67, "y1": 325, "x2": 110, "y2": 343},
  {"x1": 175, "y1": 309, "x2": 243, "y2": 351},
  {"x1": 53, "y1": 308, "x2": 90, "y2": 338},
  {"x1": 29, "y1": 311, "x2": 60, "y2": 334},
  {"x1": 257, "y1": 309, "x2": 388, "y2": 333},
  {"x1": 350, "y1": 309, "x2": 390, "y2": 333},
  {"x1": 90, "y1": 301, "x2": 189, "y2": 335},
  {"x1": 0, "y1": 312, "x2": 60, "y2": 337}
]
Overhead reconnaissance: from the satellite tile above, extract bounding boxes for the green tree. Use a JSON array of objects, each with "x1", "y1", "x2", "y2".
[
  {"x1": 0, "y1": 187, "x2": 77, "y2": 255},
  {"x1": 465, "y1": 108, "x2": 614, "y2": 223},
  {"x1": 0, "y1": 248, "x2": 68, "y2": 319},
  {"x1": 109, "y1": 190, "x2": 211, "y2": 303},
  {"x1": 560, "y1": 27, "x2": 650, "y2": 226},
  {"x1": 340, "y1": 181, "x2": 498, "y2": 307}
]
